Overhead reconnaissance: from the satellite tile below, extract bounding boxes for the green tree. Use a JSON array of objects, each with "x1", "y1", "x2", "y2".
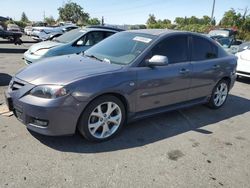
[
  {"x1": 88, "y1": 18, "x2": 100, "y2": 25},
  {"x1": 20, "y1": 12, "x2": 29, "y2": 23},
  {"x1": 174, "y1": 17, "x2": 185, "y2": 25},
  {"x1": 146, "y1": 14, "x2": 157, "y2": 25},
  {"x1": 44, "y1": 16, "x2": 56, "y2": 25},
  {"x1": 58, "y1": 1, "x2": 89, "y2": 24},
  {"x1": 220, "y1": 9, "x2": 241, "y2": 27}
]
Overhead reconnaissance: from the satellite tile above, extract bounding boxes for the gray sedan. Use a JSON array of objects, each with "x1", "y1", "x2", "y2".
[{"x1": 5, "y1": 29, "x2": 237, "y2": 142}]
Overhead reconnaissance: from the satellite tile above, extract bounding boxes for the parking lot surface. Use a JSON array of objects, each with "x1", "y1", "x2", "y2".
[{"x1": 0, "y1": 37, "x2": 250, "y2": 188}]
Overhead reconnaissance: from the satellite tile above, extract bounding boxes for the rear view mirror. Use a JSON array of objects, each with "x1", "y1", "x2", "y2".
[
  {"x1": 76, "y1": 40, "x2": 84, "y2": 46},
  {"x1": 147, "y1": 55, "x2": 168, "y2": 67}
]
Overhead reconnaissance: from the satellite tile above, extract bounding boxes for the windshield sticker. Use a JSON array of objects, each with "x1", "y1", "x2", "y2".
[{"x1": 133, "y1": 36, "x2": 152, "y2": 43}]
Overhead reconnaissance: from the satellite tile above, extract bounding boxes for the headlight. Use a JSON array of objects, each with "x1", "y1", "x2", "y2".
[
  {"x1": 33, "y1": 48, "x2": 49, "y2": 56},
  {"x1": 29, "y1": 85, "x2": 69, "y2": 99}
]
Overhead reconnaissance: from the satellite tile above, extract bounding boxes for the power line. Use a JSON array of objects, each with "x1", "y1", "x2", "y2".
[{"x1": 90, "y1": 0, "x2": 167, "y2": 15}]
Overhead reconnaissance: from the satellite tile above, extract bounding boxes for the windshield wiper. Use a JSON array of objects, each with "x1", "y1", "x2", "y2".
[{"x1": 83, "y1": 53, "x2": 103, "y2": 62}]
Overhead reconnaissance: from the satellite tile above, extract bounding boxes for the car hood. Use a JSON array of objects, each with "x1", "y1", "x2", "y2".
[
  {"x1": 29, "y1": 41, "x2": 61, "y2": 53},
  {"x1": 238, "y1": 49, "x2": 250, "y2": 61},
  {"x1": 16, "y1": 54, "x2": 123, "y2": 85}
]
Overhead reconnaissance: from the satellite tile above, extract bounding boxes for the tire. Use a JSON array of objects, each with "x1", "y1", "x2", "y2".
[
  {"x1": 78, "y1": 95, "x2": 126, "y2": 142},
  {"x1": 207, "y1": 79, "x2": 229, "y2": 109}
]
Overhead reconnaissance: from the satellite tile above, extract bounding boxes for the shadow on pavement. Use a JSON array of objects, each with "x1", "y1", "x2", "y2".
[
  {"x1": 0, "y1": 73, "x2": 12, "y2": 86},
  {"x1": 30, "y1": 94, "x2": 250, "y2": 153},
  {"x1": 236, "y1": 77, "x2": 250, "y2": 84},
  {"x1": 0, "y1": 40, "x2": 37, "y2": 44},
  {"x1": 0, "y1": 48, "x2": 27, "y2": 53}
]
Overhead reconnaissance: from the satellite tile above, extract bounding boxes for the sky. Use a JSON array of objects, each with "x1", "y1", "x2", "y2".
[{"x1": 0, "y1": 0, "x2": 249, "y2": 25}]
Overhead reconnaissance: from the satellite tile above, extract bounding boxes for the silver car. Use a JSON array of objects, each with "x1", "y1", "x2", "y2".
[
  {"x1": 24, "y1": 27, "x2": 121, "y2": 64},
  {"x1": 5, "y1": 29, "x2": 237, "y2": 142}
]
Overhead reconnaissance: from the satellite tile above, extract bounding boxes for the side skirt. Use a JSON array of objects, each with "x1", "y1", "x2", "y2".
[{"x1": 127, "y1": 97, "x2": 209, "y2": 123}]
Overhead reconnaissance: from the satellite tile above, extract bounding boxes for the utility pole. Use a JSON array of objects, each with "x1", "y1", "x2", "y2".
[
  {"x1": 211, "y1": 0, "x2": 216, "y2": 25},
  {"x1": 101, "y1": 16, "x2": 104, "y2": 26},
  {"x1": 43, "y1": 11, "x2": 46, "y2": 21}
]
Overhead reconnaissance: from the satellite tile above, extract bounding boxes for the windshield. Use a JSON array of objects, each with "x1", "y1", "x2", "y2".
[
  {"x1": 217, "y1": 37, "x2": 232, "y2": 48},
  {"x1": 84, "y1": 32, "x2": 156, "y2": 65},
  {"x1": 55, "y1": 28, "x2": 85, "y2": 43},
  {"x1": 209, "y1": 30, "x2": 230, "y2": 37}
]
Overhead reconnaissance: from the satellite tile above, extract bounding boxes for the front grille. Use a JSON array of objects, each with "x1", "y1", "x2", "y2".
[{"x1": 11, "y1": 81, "x2": 25, "y2": 91}]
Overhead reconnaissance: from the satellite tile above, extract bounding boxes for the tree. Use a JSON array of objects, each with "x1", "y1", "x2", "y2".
[
  {"x1": 44, "y1": 16, "x2": 56, "y2": 26},
  {"x1": 88, "y1": 18, "x2": 100, "y2": 25},
  {"x1": 58, "y1": 1, "x2": 89, "y2": 24},
  {"x1": 174, "y1": 17, "x2": 185, "y2": 25},
  {"x1": 146, "y1": 14, "x2": 157, "y2": 25},
  {"x1": 21, "y1": 12, "x2": 29, "y2": 23},
  {"x1": 220, "y1": 9, "x2": 241, "y2": 27}
]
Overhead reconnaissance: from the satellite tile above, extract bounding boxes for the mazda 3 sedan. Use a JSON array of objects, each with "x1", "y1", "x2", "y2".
[{"x1": 5, "y1": 29, "x2": 237, "y2": 142}]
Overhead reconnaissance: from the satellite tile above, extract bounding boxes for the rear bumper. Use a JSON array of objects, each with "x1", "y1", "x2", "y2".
[{"x1": 5, "y1": 89, "x2": 87, "y2": 136}]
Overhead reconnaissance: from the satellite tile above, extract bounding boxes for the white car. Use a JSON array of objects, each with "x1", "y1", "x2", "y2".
[
  {"x1": 31, "y1": 26, "x2": 63, "y2": 41},
  {"x1": 31, "y1": 25, "x2": 77, "y2": 41},
  {"x1": 24, "y1": 26, "x2": 33, "y2": 35},
  {"x1": 236, "y1": 49, "x2": 250, "y2": 78}
]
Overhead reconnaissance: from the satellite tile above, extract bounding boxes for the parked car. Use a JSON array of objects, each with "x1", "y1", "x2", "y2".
[
  {"x1": 7, "y1": 24, "x2": 21, "y2": 32},
  {"x1": 238, "y1": 41, "x2": 250, "y2": 53},
  {"x1": 235, "y1": 49, "x2": 250, "y2": 78},
  {"x1": 214, "y1": 36, "x2": 242, "y2": 54},
  {"x1": 5, "y1": 29, "x2": 237, "y2": 142},
  {"x1": 47, "y1": 25, "x2": 79, "y2": 41},
  {"x1": 0, "y1": 26, "x2": 22, "y2": 44},
  {"x1": 209, "y1": 29, "x2": 242, "y2": 54},
  {"x1": 24, "y1": 26, "x2": 33, "y2": 36},
  {"x1": 31, "y1": 26, "x2": 63, "y2": 41},
  {"x1": 24, "y1": 27, "x2": 122, "y2": 64}
]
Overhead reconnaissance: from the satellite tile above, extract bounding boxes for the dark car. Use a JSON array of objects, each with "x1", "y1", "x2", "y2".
[
  {"x1": 0, "y1": 26, "x2": 22, "y2": 44},
  {"x1": 5, "y1": 29, "x2": 237, "y2": 142}
]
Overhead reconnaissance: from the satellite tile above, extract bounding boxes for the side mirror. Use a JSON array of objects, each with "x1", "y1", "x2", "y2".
[
  {"x1": 76, "y1": 40, "x2": 84, "y2": 46},
  {"x1": 147, "y1": 55, "x2": 168, "y2": 67}
]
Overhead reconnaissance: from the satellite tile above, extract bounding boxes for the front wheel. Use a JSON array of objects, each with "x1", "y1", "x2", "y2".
[
  {"x1": 207, "y1": 79, "x2": 229, "y2": 109},
  {"x1": 78, "y1": 95, "x2": 126, "y2": 142}
]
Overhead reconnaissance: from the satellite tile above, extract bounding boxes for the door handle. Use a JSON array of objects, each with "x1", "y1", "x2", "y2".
[
  {"x1": 179, "y1": 68, "x2": 190, "y2": 74},
  {"x1": 212, "y1": 65, "x2": 220, "y2": 70}
]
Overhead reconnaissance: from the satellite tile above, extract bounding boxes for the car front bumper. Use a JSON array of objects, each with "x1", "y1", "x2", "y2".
[
  {"x1": 5, "y1": 79, "x2": 87, "y2": 136},
  {"x1": 23, "y1": 50, "x2": 43, "y2": 64},
  {"x1": 236, "y1": 59, "x2": 250, "y2": 78}
]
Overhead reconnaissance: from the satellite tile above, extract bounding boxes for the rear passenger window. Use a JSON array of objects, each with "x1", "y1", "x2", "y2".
[
  {"x1": 151, "y1": 35, "x2": 188, "y2": 64},
  {"x1": 192, "y1": 36, "x2": 218, "y2": 61},
  {"x1": 105, "y1": 32, "x2": 115, "y2": 38}
]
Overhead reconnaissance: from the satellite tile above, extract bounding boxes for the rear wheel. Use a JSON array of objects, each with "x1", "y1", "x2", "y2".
[
  {"x1": 207, "y1": 79, "x2": 229, "y2": 109},
  {"x1": 78, "y1": 95, "x2": 126, "y2": 142}
]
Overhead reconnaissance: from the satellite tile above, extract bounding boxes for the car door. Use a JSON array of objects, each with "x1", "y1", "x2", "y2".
[
  {"x1": 188, "y1": 35, "x2": 221, "y2": 100},
  {"x1": 136, "y1": 34, "x2": 192, "y2": 112},
  {"x1": 74, "y1": 31, "x2": 114, "y2": 53}
]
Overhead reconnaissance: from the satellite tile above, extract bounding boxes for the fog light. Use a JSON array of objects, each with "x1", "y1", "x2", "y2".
[{"x1": 30, "y1": 118, "x2": 48, "y2": 128}]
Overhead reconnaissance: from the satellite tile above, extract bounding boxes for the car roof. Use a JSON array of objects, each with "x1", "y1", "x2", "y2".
[
  {"x1": 125, "y1": 29, "x2": 186, "y2": 36},
  {"x1": 82, "y1": 27, "x2": 121, "y2": 33}
]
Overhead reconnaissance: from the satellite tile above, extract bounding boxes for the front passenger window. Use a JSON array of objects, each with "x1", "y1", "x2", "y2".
[
  {"x1": 78, "y1": 32, "x2": 105, "y2": 46},
  {"x1": 150, "y1": 35, "x2": 188, "y2": 64}
]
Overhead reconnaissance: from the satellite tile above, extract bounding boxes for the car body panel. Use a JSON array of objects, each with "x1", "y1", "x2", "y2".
[{"x1": 236, "y1": 49, "x2": 250, "y2": 78}]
